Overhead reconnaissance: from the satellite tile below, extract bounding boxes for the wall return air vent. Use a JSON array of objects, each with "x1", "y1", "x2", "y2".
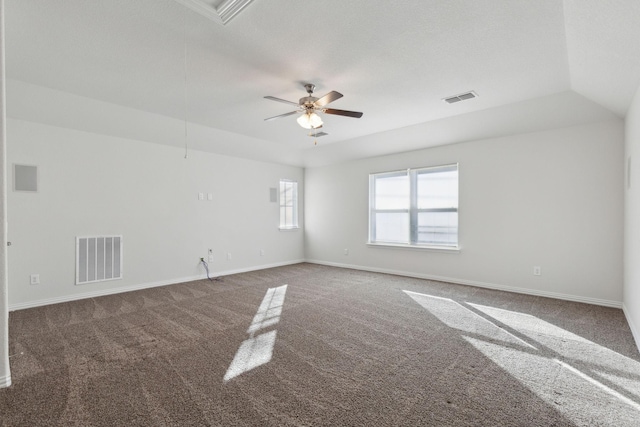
[
  {"x1": 443, "y1": 91, "x2": 478, "y2": 104},
  {"x1": 76, "y1": 235, "x2": 123, "y2": 285}
]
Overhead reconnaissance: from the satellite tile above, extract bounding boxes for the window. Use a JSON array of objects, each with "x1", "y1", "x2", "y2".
[
  {"x1": 279, "y1": 179, "x2": 298, "y2": 229},
  {"x1": 369, "y1": 164, "x2": 458, "y2": 247}
]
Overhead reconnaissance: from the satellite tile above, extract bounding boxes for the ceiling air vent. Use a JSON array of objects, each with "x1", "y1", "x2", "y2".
[
  {"x1": 309, "y1": 132, "x2": 328, "y2": 138},
  {"x1": 443, "y1": 91, "x2": 478, "y2": 104}
]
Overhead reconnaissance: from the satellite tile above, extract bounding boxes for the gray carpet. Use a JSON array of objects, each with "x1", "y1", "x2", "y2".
[{"x1": 1, "y1": 263, "x2": 639, "y2": 426}]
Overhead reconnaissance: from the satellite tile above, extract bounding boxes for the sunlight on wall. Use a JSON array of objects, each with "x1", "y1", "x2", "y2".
[
  {"x1": 224, "y1": 285, "x2": 288, "y2": 382},
  {"x1": 404, "y1": 290, "x2": 640, "y2": 424}
]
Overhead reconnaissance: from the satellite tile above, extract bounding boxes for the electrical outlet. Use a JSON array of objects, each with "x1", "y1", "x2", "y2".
[
  {"x1": 227, "y1": 252, "x2": 232, "y2": 261},
  {"x1": 260, "y1": 249, "x2": 265, "y2": 256},
  {"x1": 198, "y1": 192, "x2": 204, "y2": 200},
  {"x1": 533, "y1": 266, "x2": 541, "y2": 276},
  {"x1": 344, "y1": 248, "x2": 349, "y2": 255},
  {"x1": 30, "y1": 274, "x2": 40, "y2": 285},
  {"x1": 208, "y1": 248, "x2": 214, "y2": 262}
]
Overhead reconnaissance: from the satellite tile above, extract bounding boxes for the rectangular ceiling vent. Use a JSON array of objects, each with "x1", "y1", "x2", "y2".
[
  {"x1": 309, "y1": 132, "x2": 329, "y2": 137},
  {"x1": 443, "y1": 91, "x2": 478, "y2": 104},
  {"x1": 76, "y1": 235, "x2": 123, "y2": 285}
]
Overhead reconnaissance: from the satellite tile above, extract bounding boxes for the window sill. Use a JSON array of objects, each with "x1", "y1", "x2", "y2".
[
  {"x1": 366, "y1": 242, "x2": 460, "y2": 253},
  {"x1": 279, "y1": 226, "x2": 300, "y2": 231}
]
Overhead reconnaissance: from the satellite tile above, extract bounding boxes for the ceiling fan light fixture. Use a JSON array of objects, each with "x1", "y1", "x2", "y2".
[
  {"x1": 297, "y1": 111, "x2": 323, "y2": 129},
  {"x1": 264, "y1": 83, "x2": 362, "y2": 130}
]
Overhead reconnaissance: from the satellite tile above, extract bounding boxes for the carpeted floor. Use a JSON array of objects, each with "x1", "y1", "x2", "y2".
[{"x1": 1, "y1": 263, "x2": 639, "y2": 426}]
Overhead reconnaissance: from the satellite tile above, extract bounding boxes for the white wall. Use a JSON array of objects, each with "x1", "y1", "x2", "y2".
[
  {"x1": 624, "y1": 83, "x2": 640, "y2": 348},
  {"x1": 7, "y1": 118, "x2": 304, "y2": 309},
  {"x1": 305, "y1": 120, "x2": 624, "y2": 306}
]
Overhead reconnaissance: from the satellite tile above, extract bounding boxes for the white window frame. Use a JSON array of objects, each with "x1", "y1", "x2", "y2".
[
  {"x1": 368, "y1": 164, "x2": 459, "y2": 250},
  {"x1": 279, "y1": 179, "x2": 299, "y2": 230}
]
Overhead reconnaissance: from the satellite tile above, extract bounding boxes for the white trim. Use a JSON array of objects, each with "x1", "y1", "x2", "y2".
[
  {"x1": 173, "y1": 0, "x2": 255, "y2": 25},
  {"x1": 304, "y1": 259, "x2": 623, "y2": 308},
  {"x1": 366, "y1": 242, "x2": 460, "y2": 253},
  {"x1": 9, "y1": 257, "x2": 626, "y2": 315},
  {"x1": 622, "y1": 303, "x2": 640, "y2": 354},
  {"x1": 173, "y1": 0, "x2": 221, "y2": 23},
  {"x1": 0, "y1": 374, "x2": 10, "y2": 388},
  {"x1": 9, "y1": 259, "x2": 304, "y2": 311},
  {"x1": 217, "y1": 0, "x2": 255, "y2": 24},
  {"x1": 0, "y1": 0, "x2": 11, "y2": 392}
]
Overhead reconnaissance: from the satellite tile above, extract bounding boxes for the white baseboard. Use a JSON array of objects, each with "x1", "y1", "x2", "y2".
[
  {"x1": 9, "y1": 259, "x2": 305, "y2": 311},
  {"x1": 305, "y1": 259, "x2": 623, "y2": 308},
  {"x1": 9, "y1": 257, "x2": 623, "y2": 312},
  {"x1": 622, "y1": 303, "x2": 640, "y2": 354},
  {"x1": 0, "y1": 374, "x2": 11, "y2": 388}
]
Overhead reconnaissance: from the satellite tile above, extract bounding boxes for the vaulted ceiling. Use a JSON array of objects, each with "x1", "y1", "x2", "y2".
[{"x1": 5, "y1": 0, "x2": 640, "y2": 167}]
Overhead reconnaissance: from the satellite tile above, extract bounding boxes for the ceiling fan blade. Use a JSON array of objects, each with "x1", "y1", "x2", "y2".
[
  {"x1": 323, "y1": 108, "x2": 363, "y2": 118},
  {"x1": 314, "y1": 91, "x2": 343, "y2": 107},
  {"x1": 264, "y1": 111, "x2": 298, "y2": 121},
  {"x1": 264, "y1": 96, "x2": 300, "y2": 107}
]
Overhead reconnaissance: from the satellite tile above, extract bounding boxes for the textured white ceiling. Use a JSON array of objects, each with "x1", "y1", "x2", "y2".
[{"x1": 5, "y1": 0, "x2": 639, "y2": 167}]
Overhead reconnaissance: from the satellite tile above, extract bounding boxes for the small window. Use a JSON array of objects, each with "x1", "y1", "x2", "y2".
[
  {"x1": 279, "y1": 179, "x2": 298, "y2": 229},
  {"x1": 369, "y1": 164, "x2": 458, "y2": 247}
]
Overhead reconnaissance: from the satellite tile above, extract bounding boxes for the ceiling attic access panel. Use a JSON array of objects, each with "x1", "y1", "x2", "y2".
[{"x1": 173, "y1": 0, "x2": 255, "y2": 25}]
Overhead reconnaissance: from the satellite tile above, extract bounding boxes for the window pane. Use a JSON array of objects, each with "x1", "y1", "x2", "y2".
[
  {"x1": 417, "y1": 169, "x2": 458, "y2": 210},
  {"x1": 369, "y1": 165, "x2": 458, "y2": 247},
  {"x1": 375, "y1": 174, "x2": 409, "y2": 209},
  {"x1": 375, "y1": 212, "x2": 409, "y2": 243},
  {"x1": 280, "y1": 182, "x2": 291, "y2": 204},
  {"x1": 417, "y1": 212, "x2": 458, "y2": 245},
  {"x1": 279, "y1": 180, "x2": 298, "y2": 228}
]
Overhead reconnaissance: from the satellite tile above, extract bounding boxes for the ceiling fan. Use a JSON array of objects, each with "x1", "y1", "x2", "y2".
[{"x1": 264, "y1": 83, "x2": 363, "y2": 129}]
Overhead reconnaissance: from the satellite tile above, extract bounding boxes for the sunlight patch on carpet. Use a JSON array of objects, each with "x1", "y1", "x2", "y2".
[
  {"x1": 223, "y1": 330, "x2": 277, "y2": 382},
  {"x1": 403, "y1": 290, "x2": 536, "y2": 350},
  {"x1": 224, "y1": 285, "x2": 287, "y2": 382},
  {"x1": 554, "y1": 358, "x2": 640, "y2": 412},
  {"x1": 404, "y1": 289, "x2": 640, "y2": 424}
]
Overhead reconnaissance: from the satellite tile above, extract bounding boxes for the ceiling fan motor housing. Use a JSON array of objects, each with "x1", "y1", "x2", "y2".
[
  {"x1": 300, "y1": 96, "x2": 318, "y2": 109},
  {"x1": 301, "y1": 83, "x2": 319, "y2": 109}
]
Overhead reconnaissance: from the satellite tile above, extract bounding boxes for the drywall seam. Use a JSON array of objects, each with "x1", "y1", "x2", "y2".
[
  {"x1": 306, "y1": 259, "x2": 623, "y2": 309},
  {"x1": 622, "y1": 303, "x2": 640, "y2": 353},
  {"x1": 8, "y1": 259, "x2": 304, "y2": 311}
]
